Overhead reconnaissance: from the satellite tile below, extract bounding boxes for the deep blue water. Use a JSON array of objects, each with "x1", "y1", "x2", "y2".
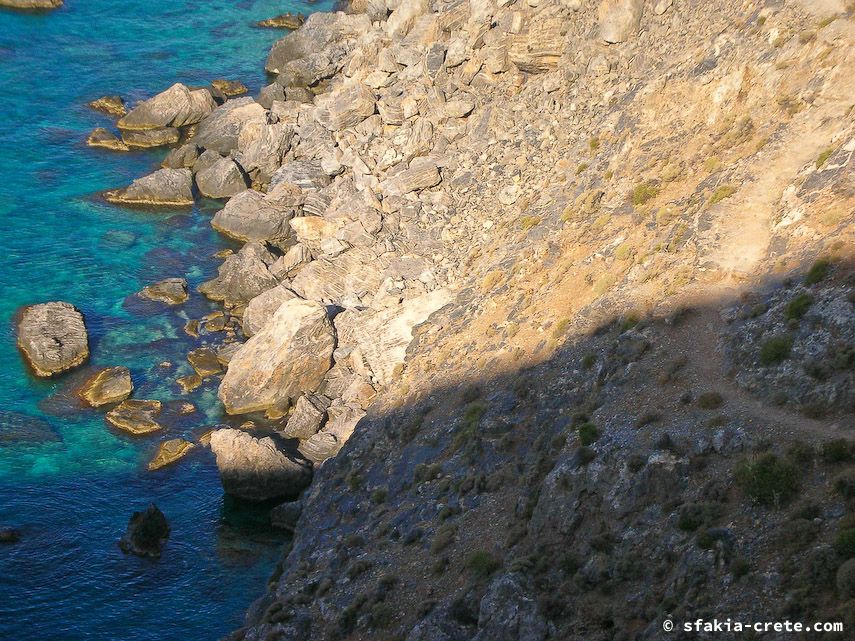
[{"x1": 0, "y1": 1, "x2": 332, "y2": 639}]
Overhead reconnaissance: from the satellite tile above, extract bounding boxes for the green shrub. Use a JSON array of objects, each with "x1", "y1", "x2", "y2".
[
  {"x1": 370, "y1": 602, "x2": 395, "y2": 629},
  {"x1": 759, "y1": 334, "x2": 794, "y2": 365},
  {"x1": 430, "y1": 525, "x2": 456, "y2": 554},
  {"x1": 804, "y1": 258, "x2": 831, "y2": 285},
  {"x1": 577, "y1": 422, "x2": 599, "y2": 446},
  {"x1": 821, "y1": 439, "x2": 854, "y2": 464},
  {"x1": 735, "y1": 453, "x2": 800, "y2": 505},
  {"x1": 835, "y1": 529, "x2": 855, "y2": 559},
  {"x1": 837, "y1": 559, "x2": 855, "y2": 598},
  {"x1": 467, "y1": 551, "x2": 502, "y2": 579},
  {"x1": 414, "y1": 463, "x2": 442, "y2": 484},
  {"x1": 835, "y1": 472, "x2": 855, "y2": 499},
  {"x1": 631, "y1": 182, "x2": 660, "y2": 206},
  {"x1": 678, "y1": 502, "x2": 722, "y2": 532},
  {"x1": 816, "y1": 147, "x2": 835, "y2": 169},
  {"x1": 581, "y1": 353, "x2": 596, "y2": 370},
  {"x1": 520, "y1": 215, "x2": 542, "y2": 231},
  {"x1": 697, "y1": 391, "x2": 724, "y2": 409},
  {"x1": 709, "y1": 184, "x2": 737, "y2": 205},
  {"x1": 371, "y1": 488, "x2": 388, "y2": 504},
  {"x1": 785, "y1": 293, "x2": 813, "y2": 321}
]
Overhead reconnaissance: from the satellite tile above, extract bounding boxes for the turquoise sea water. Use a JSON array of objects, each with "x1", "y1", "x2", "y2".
[{"x1": 0, "y1": 1, "x2": 332, "y2": 638}]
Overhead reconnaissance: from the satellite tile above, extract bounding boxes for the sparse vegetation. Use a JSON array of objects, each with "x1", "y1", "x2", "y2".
[
  {"x1": 467, "y1": 550, "x2": 502, "y2": 579},
  {"x1": 709, "y1": 184, "x2": 737, "y2": 205},
  {"x1": 577, "y1": 422, "x2": 599, "y2": 446},
  {"x1": 816, "y1": 147, "x2": 835, "y2": 169},
  {"x1": 835, "y1": 529, "x2": 855, "y2": 559},
  {"x1": 631, "y1": 182, "x2": 660, "y2": 206},
  {"x1": 821, "y1": 439, "x2": 854, "y2": 464},
  {"x1": 552, "y1": 318, "x2": 570, "y2": 338},
  {"x1": 735, "y1": 453, "x2": 800, "y2": 506},
  {"x1": 588, "y1": 137, "x2": 600, "y2": 153},
  {"x1": 759, "y1": 334, "x2": 794, "y2": 365},
  {"x1": 785, "y1": 293, "x2": 813, "y2": 320},
  {"x1": 576, "y1": 162, "x2": 589, "y2": 175},
  {"x1": 520, "y1": 215, "x2": 542, "y2": 231},
  {"x1": 804, "y1": 258, "x2": 831, "y2": 285},
  {"x1": 697, "y1": 391, "x2": 724, "y2": 409}
]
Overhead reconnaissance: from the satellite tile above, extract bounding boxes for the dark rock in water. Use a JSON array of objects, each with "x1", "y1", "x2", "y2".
[
  {"x1": 99, "y1": 229, "x2": 138, "y2": 250},
  {"x1": 17, "y1": 301, "x2": 89, "y2": 377},
  {"x1": 104, "y1": 168, "x2": 194, "y2": 207},
  {"x1": 86, "y1": 128, "x2": 129, "y2": 151},
  {"x1": 88, "y1": 95, "x2": 126, "y2": 117},
  {"x1": 0, "y1": 527, "x2": 21, "y2": 543},
  {"x1": 77, "y1": 366, "x2": 133, "y2": 407},
  {"x1": 105, "y1": 399, "x2": 164, "y2": 435},
  {"x1": 211, "y1": 79, "x2": 248, "y2": 97},
  {"x1": 138, "y1": 278, "x2": 188, "y2": 305},
  {"x1": 0, "y1": 410, "x2": 59, "y2": 444},
  {"x1": 187, "y1": 347, "x2": 223, "y2": 378},
  {"x1": 121, "y1": 127, "x2": 180, "y2": 149},
  {"x1": 270, "y1": 500, "x2": 302, "y2": 532},
  {"x1": 0, "y1": 0, "x2": 62, "y2": 9},
  {"x1": 256, "y1": 13, "x2": 304, "y2": 30},
  {"x1": 209, "y1": 428, "x2": 313, "y2": 501},
  {"x1": 118, "y1": 504, "x2": 169, "y2": 558}
]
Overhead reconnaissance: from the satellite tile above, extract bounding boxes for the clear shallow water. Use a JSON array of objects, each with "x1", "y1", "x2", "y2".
[{"x1": 0, "y1": 1, "x2": 332, "y2": 638}]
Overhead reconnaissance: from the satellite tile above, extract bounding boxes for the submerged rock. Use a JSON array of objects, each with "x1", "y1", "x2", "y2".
[
  {"x1": 17, "y1": 302, "x2": 89, "y2": 377},
  {"x1": 104, "y1": 168, "x2": 194, "y2": 207},
  {"x1": 147, "y1": 438, "x2": 195, "y2": 471},
  {"x1": 0, "y1": 410, "x2": 59, "y2": 444},
  {"x1": 138, "y1": 278, "x2": 188, "y2": 305},
  {"x1": 88, "y1": 95, "x2": 126, "y2": 117},
  {"x1": 77, "y1": 366, "x2": 133, "y2": 407},
  {"x1": 269, "y1": 500, "x2": 302, "y2": 532},
  {"x1": 105, "y1": 399, "x2": 163, "y2": 435},
  {"x1": 218, "y1": 299, "x2": 335, "y2": 415},
  {"x1": 86, "y1": 128, "x2": 129, "y2": 151},
  {"x1": 209, "y1": 428, "x2": 313, "y2": 501},
  {"x1": 0, "y1": 527, "x2": 21, "y2": 543},
  {"x1": 117, "y1": 83, "x2": 215, "y2": 131},
  {"x1": 187, "y1": 347, "x2": 223, "y2": 378},
  {"x1": 118, "y1": 504, "x2": 169, "y2": 558}
]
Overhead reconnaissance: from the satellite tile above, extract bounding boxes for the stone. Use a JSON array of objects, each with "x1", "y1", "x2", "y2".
[
  {"x1": 209, "y1": 428, "x2": 313, "y2": 501},
  {"x1": 118, "y1": 504, "x2": 169, "y2": 558},
  {"x1": 211, "y1": 79, "x2": 248, "y2": 97},
  {"x1": 118, "y1": 83, "x2": 216, "y2": 131},
  {"x1": 147, "y1": 439, "x2": 195, "y2": 471},
  {"x1": 87, "y1": 128, "x2": 129, "y2": 151},
  {"x1": 77, "y1": 367, "x2": 133, "y2": 407},
  {"x1": 281, "y1": 393, "x2": 330, "y2": 439},
  {"x1": 17, "y1": 302, "x2": 89, "y2": 377},
  {"x1": 290, "y1": 247, "x2": 385, "y2": 306},
  {"x1": 176, "y1": 373, "x2": 202, "y2": 394},
  {"x1": 471, "y1": 574, "x2": 547, "y2": 641},
  {"x1": 218, "y1": 299, "x2": 335, "y2": 415},
  {"x1": 242, "y1": 284, "x2": 298, "y2": 337},
  {"x1": 653, "y1": 0, "x2": 672, "y2": 15},
  {"x1": 386, "y1": 0, "x2": 430, "y2": 38},
  {"x1": 380, "y1": 158, "x2": 441, "y2": 197},
  {"x1": 211, "y1": 188, "x2": 298, "y2": 245},
  {"x1": 195, "y1": 157, "x2": 249, "y2": 199},
  {"x1": 335, "y1": 289, "x2": 452, "y2": 385},
  {"x1": 509, "y1": 16, "x2": 566, "y2": 73},
  {"x1": 265, "y1": 12, "x2": 371, "y2": 75},
  {"x1": 256, "y1": 13, "x2": 304, "y2": 29},
  {"x1": 199, "y1": 242, "x2": 279, "y2": 307},
  {"x1": 0, "y1": 0, "x2": 62, "y2": 8},
  {"x1": 298, "y1": 404, "x2": 364, "y2": 464},
  {"x1": 269, "y1": 500, "x2": 302, "y2": 532},
  {"x1": 314, "y1": 82, "x2": 376, "y2": 131},
  {"x1": 270, "y1": 160, "x2": 330, "y2": 191},
  {"x1": 105, "y1": 400, "x2": 164, "y2": 435},
  {"x1": 162, "y1": 143, "x2": 201, "y2": 169},
  {"x1": 598, "y1": 0, "x2": 644, "y2": 44},
  {"x1": 191, "y1": 97, "x2": 267, "y2": 155},
  {"x1": 88, "y1": 95, "x2": 126, "y2": 117},
  {"x1": 236, "y1": 121, "x2": 294, "y2": 185},
  {"x1": 104, "y1": 168, "x2": 194, "y2": 207},
  {"x1": 121, "y1": 127, "x2": 180, "y2": 149},
  {"x1": 138, "y1": 278, "x2": 188, "y2": 305},
  {"x1": 0, "y1": 527, "x2": 21, "y2": 544},
  {"x1": 445, "y1": 97, "x2": 476, "y2": 118},
  {"x1": 187, "y1": 347, "x2": 223, "y2": 378},
  {"x1": 270, "y1": 244, "x2": 312, "y2": 279}
]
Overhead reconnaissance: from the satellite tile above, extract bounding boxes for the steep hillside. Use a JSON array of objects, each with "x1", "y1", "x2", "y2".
[{"x1": 204, "y1": 0, "x2": 855, "y2": 640}]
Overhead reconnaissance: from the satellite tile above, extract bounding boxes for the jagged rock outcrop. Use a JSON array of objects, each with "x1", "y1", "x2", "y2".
[
  {"x1": 77, "y1": 367, "x2": 133, "y2": 407},
  {"x1": 210, "y1": 186, "x2": 299, "y2": 245},
  {"x1": 121, "y1": 127, "x2": 180, "y2": 149},
  {"x1": 199, "y1": 241, "x2": 280, "y2": 307},
  {"x1": 0, "y1": 0, "x2": 62, "y2": 8},
  {"x1": 192, "y1": 97, "x2": 266, "y2": 155},
  {"x1": 117, "y1": 83, "x2": 215, "y2": 130},
  {"x1": 118, "y1": 504, "x2": 169, "y2": 558},
  {"x1": 209, "y1": 428, "x2": 313, "y2": 501},
  {"x1": 88, "y1": 95, "x2": 125, "y2": 116},
  {"x1": 104, "y1": 168, "x2": 193, "y2": 207},
  {"x1": 87, "y1": 128, "x2": 128, "y2": 151},
  {"x1": 17, "y1": 302, "x2": 88, "y2": 377},
  {"x1": 218, "y1": 299, "x2": 335, "y2": 414}
]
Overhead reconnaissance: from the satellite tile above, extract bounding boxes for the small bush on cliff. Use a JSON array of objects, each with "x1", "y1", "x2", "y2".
[
  {"x1": 785, "y1": 293, "x2": 813, "y2": 321},
  {"x1": 835, "y1": 529, "x2": 855, "y2": 559},
  {"x1": 805, "y1": 258, "x2": 831, "y2": 285},
  {"x1": 467, "y1": 551, "x2": 502, "y2": 579},
  {"x1": 735, "y1": 453, "x2": 800, "y2": 506},
  {"x1": 697, "y1": 391, "x2": 724, "y2": 409},
  {"x1": 759, "y1": 334, "x2": 794, "y2": 365},
  {"x1": 821, "y1": 439, "x2": 854, "y2": 464},
  {"x1": 631, "y1": 182, "x2": 660, "y2": 206},
  {"x1": 709, "y1": 184, "x2": 737, "y2": 205},
  {"x1": 577, "y1": 422, "x2": 599, "y2": 446}
]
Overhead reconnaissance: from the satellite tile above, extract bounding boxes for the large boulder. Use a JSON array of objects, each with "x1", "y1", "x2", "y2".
[
  {"x1": 195, "y1": 157, "x2": 249, "y2": 199},
  {"x1": 218, "y1": 299, "x2": 335, "y2": 414},
  {"x1": 210, "y1": 187, "x2": 299, "y2": 245},
  {"x1": 242, "y1": 284, "x2": 298, "y2": 337},
  {"x1": 88, "y1": 95, "x2": 126, "y2": 117},
  {"x1": 290, "y1": 246, "x2": 385, "y2": 306},
  {"x1": 17, "y1": 302, "x2": 88, "y2": 377},
  {"x1": 598, "y1": 0, "x2": 644, "y2": 43},
  {"x1": 77, "y1": 367, "x2": 133, "y2": 407},
  {"x1": 121, "y1": 127, "x2": 180, "y2": 149},
  {"x1": 117, "y1": 83, "x2": 216, "y2": 131},
  {"x1": 191, "y1": 97, "x2": 267, "y2": 155},
  {"x1": 380, "y1": 157, "x2": 441, "y2": 197},
  {"x1": 265, "y1": 11, "x2": 371, "y2": 75},
  {"x1": 0, "y1": 0, "x2": 62, "y2": 8},
  {"x1": 314, "y1": 82, "x2": 376, "y2": 131},
  {"x1": 118, "y1": 504, "x2": 169, "y2": 558},
  {"x1": 236, "y1": 122, "x2": 294, "y2": 185},
  {"x1": 199, "y1": 242, "x2": 279, "y2": 306},
  {"x1": 209, "y1": 428, "x2": 313, "y2": 501},
  {"x1": 104, "y1": 168, "x2": 194, "y2": 207},
  {"x1": 87, "y1": 128, "x2": 129, "y2": 152}
]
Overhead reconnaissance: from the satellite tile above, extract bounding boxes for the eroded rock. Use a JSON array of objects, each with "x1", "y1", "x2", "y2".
[
  {"x1": 105, "y1": 400, "x2": 163, "y2": 435},
  {"x1": 118, "y1": 504, "x2": 169, "y2": 558},
  {"x1": 17, "y1": 302, "x2": 89, "y2": 377},
  {"x1": 104, "y1": 168, "x2": 194, "y2": 207},
  {"x1": 77, "y1": 367, "x2": 133, "y2": 407},
  {"x1": 138, "y1": 278, "x2": 188, "y2": 305}
]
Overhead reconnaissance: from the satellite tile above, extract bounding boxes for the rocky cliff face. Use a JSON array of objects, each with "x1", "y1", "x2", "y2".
[{"x1": 105, "y1": 0, "x2": 855, "y2": 638}]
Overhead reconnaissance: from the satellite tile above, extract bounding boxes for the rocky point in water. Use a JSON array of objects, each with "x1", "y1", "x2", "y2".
[
  {"x1": 105, "y1": 399, "x2": 163, "y2": 435},
  {"x1": 147, "y1": 438, "x2": 195, "y2": 471},
  {"x1": 77, "y1": 366, "x2": 133, "y2": 407},
  {"x1": 0, "y1": 0, "x2": 63, "y2": 9},
  {"x1": 87, "y1": 95, "x2": 126, "y2": 117},
  {"x1": 17, "y1": 302, "x2": 88, "y2": 377},
  {"x1": 138, "y1": 278, "x2": 188, "y2": 305},
  {"x1": 118, "y1": 504, "x2": 169, "y2": 558}
]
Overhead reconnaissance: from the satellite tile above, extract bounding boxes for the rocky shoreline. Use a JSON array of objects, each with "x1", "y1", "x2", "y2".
[{"x1": 10, "y1": 0, "x2": 855, "y2": 639}]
